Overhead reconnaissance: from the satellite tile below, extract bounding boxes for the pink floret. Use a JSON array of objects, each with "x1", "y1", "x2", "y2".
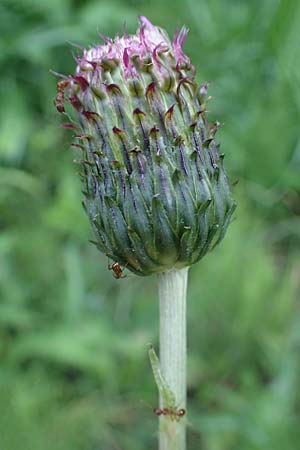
[
  {"x1": 173, "y1": 26, "x2": 190, "y2": 67},
  {"x1": 76, "y1": 17, "x2": 191, "y2": 79}
]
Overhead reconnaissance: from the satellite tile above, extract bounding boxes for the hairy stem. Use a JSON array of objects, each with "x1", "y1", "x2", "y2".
[{"x1": 158, "y1": 267, "x2": 188, "y2": 450}]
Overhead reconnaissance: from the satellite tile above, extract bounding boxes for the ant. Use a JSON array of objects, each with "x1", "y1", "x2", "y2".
[
  {"x1": 108, "y1": 261, "x2": 128, "y2": 279},
  {"x1": 55, "y1": 80, "x2": 69, "y2": 113},
  {"x1": 153, "y1": 407, "x2": 185, "y2": 422}
]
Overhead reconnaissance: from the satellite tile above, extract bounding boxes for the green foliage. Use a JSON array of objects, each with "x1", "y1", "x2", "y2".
[
  {"x1": 0, "y1": 0, "x2": 299, "y2": 449},
  {"x1": 149, "y1": 346, "x2": 177, "y2": 409}
]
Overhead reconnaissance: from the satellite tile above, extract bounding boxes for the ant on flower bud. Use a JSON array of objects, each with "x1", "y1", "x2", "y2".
[
  {"x1": 107, "y1": 260, "x2": 128, "y2": 279},
  {"x1": 55, "y1": 80, "x2": 69, "y2": 113}
]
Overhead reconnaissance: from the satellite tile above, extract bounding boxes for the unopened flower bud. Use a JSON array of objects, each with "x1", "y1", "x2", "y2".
[{"x1": 55, "y1": 16, "x2": 236, "y2": 276}]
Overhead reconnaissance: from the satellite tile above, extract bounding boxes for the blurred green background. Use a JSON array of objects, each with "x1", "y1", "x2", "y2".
[{"x1": 1, "y1": 0, "x2": 300, "y2": 449}]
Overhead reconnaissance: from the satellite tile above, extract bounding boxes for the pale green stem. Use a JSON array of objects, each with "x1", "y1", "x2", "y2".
[{"x1": 158, "y1": 267, "x2": 188, "y2": 450}]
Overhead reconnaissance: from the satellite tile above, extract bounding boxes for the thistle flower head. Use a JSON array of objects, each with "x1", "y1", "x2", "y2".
[{"x1": 55, "y1": 17, "x2": 236, "y2": 276}]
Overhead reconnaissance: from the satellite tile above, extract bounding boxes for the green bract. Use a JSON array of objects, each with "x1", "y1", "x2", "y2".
[{"x1": 56, "y1": 16, "x2": 236, "y2": 276}]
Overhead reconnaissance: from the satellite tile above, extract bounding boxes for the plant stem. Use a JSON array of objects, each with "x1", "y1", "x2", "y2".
[{"x1": 158, "y1": 267, "x2": 188, "y2": 450}]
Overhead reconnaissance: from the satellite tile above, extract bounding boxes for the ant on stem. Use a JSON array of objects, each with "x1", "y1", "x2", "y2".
[{"x1": 153, "y1": 407, "x2": 185, "y2": 422}]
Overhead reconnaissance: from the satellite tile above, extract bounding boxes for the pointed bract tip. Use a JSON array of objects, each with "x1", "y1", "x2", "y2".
[{"x1": 139, "y1": 16, "x2": 155, "y2": 30}]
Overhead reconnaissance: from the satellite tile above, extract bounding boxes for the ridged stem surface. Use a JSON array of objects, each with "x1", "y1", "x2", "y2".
[{"x1": 158, "y1": 267, "x2": 188, "y2": 450}]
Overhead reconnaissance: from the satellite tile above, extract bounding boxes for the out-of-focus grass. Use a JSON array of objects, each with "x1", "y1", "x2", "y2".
[{"x1": 0, "y1": 0, "x2": 299, "y2": 449}]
